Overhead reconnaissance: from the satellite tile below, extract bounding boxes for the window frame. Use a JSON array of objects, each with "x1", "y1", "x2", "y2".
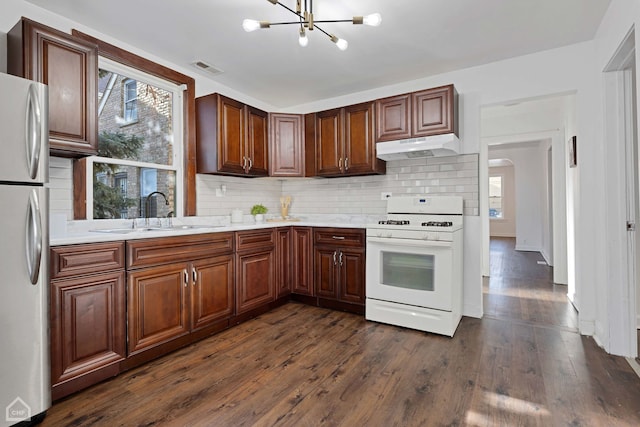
[
  {"x1": 71, "y1": 30, "x2": 197, "y2": 219},
  {"x1": 83, "y1": 57, "x2": 184, "y2": 220}
]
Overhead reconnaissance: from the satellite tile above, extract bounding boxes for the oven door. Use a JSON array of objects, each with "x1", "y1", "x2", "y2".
[{"x1": 366, "y1": 236, "x2": 454, "y2": 311}]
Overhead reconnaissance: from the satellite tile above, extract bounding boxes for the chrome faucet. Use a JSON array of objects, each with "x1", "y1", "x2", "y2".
[{"x1": 145, "y1": 191, "x2": 170, "y2": 226}]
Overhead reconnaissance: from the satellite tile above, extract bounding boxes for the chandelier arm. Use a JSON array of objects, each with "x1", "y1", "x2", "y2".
[{"x1": 274, "y1": 1, "x2": 303, "y2": 19}]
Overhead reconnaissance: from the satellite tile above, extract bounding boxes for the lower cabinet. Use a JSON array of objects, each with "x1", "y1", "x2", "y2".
[
  {"x1": 127, "y1": 262, "x2": 190, "y2": 356},
  {"x1": 275, "y1": 227, "x2": 292, "y2": 298},
  {"x1": 191, "y1": 255, "x2": 235, "y2": 330},
  {"x1": 126, "y1": 233, "x2": 235, "y2": 360},
  {"x1": 235, "y1": 229, "x2": 276, "y2": 315},
  {"x1": 313, "y1": 228, "x2": 366, "y2": 313},
  {"x1": 127, "y1": 254, "x2": 234, "y2": 355},
  {"x1": 50, "y1": 242, "x2": 126, "y2": 401},
  {"x1": 292, "y1": 227, "x2": 314, "y2": 296}
]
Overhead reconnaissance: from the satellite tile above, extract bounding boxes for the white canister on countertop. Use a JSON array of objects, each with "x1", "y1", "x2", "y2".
[{"x1": 231, "y1": 209, "x2": 243, "y2": 223}]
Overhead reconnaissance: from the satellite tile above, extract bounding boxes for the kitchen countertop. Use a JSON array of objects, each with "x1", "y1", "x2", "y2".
[{"x1": 50, "y1": 214, "x2": 382, "y2": 246}]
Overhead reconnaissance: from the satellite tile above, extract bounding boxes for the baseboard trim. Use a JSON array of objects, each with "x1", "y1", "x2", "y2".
[
  {"x1": 626, "y1": 358, "x2": 640, "y2": 379},
  {"x1": 580, "y1": 318, "x2": 595, "y2": 336},
  {"x1": 515, "y1": 244, "x2": 540, "y2": 252}
]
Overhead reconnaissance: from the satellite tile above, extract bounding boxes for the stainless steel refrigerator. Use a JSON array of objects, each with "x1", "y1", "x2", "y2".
[{"x1": 0, "y1": 72, "x2": 50, "y2": 426}]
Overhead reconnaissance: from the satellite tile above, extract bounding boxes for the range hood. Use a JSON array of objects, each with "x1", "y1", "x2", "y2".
[{"x1": 376, "y1": 133, "x2": 460, "y2": 160}]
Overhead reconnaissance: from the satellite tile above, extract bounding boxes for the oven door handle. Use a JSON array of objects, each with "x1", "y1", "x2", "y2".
[{"x1": 367, "y1": 236, "x2": 453, "y2": 248}]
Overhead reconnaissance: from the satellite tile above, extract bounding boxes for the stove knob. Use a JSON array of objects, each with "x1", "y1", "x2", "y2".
[
  {"x1": 376, "y1": 232, "x2": 383, "y2": 238},
  {"x1": 385, "y1": 232, "x2": 393, "y2": 238}
]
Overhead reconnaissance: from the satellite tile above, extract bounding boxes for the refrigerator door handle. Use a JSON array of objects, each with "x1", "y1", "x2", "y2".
[
  {"x1": 26, "y1": 189, "x2": 43, "y2": 285},
  {"x1": 26, "y1": 83, "x2": 43, "y2": 180}
]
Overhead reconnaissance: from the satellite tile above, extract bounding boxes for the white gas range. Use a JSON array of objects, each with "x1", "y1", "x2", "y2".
[{"x1": 365, "y1": 196, "x2": 464, "y2": 336}]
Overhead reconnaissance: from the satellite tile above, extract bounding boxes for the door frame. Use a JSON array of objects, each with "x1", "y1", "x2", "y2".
[{"x1": 602, "y1": 27, "x2": 638, "y2": 357}]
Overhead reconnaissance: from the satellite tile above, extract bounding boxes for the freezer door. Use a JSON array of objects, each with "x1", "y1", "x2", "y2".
[
  {"x1": 0, "y1": 73, "x2": 48, "y2": 184},
  {"x1": 0, "y1": 185, "x2": 50, "y2": 426}
]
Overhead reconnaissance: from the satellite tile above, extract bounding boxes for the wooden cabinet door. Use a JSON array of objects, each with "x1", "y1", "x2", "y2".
[
  {"x1": 275, "y1": 227, "x2": 292, "y2": 298},
  {"x1": 315, "y1": 108, "x2": 343, "y2": 176},
  {"x1": 412, "y1": 85, "x2": 456, "y2": 137},
  {"x1": 343, "y1": 102, "x2": 379, "y2": 175},
  {"x1": 375, "y1": 94, "x2": 411, "y2": 142},
  {"x1": 338, "y1": 248, "x2": 365, "y2": 305},
  {"x1": 50, "y1": 271, "x2": 125, "y2": 386},
  {"x1": 191, "y1": 255, "x2": 234, "y2": 331},
  {"x1": 236, "y1": 248, "x2": 275, "y2": 314},
  {"x1": 246, "y1": 106, "x2": 269, "y2": 176},
  {"x1": 127, "y1": 263, "x2": 190, "y2": 356},
  {"x1": 218, "y1": 95, "x2": 246, "y2": 174},
  {"x1": 292, "y1": 227, "x2": 314, "y2": 296},
  {"x1": 8, "y1": 18, "x2": 98, "y2": 157},
  {"x1": 315, "y1": 247, "x2": 339, "y2": 299},
  {"x1": 269, "y1": 113, "x2": 304, "y2": 177}
]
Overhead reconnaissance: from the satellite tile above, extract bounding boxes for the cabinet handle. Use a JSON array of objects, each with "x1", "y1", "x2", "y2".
[
  {"x1": 332, "y1": 236, "x2": 345, "y2": 240},
  {"x1": 339, "y1": 251, "x2": 343, "y2": 266},
  {"x1": 344, "y1": 157, "x2": 349, "y2": 170},
  {"x1": 242, "y1": 156, "x2": 247, "y2": 170},
  {"x1": 248, "y1": 157, "x2": 253, "y2": 171},
  {"x1": 338, "y1": 157, "x2": 343, "y2": 170},
  {"x1": 333, "y1": 250, "x2": 337, "y2": 265},
  {"x1": 192, "y1": 268, "x2": 198, "y2": 285},
  {"x1": 183, "y1": 269, "x2": 188, "y2": 287}
]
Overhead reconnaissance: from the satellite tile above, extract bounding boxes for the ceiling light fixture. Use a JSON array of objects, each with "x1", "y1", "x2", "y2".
[{"x1": 242, "y1": 0, "x2": 381, "y2": 50}]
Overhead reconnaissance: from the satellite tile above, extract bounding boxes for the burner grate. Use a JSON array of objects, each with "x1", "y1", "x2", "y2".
[
  {"x1": 422, "y1": 221, "x2": 453, "y2": 227},
  {"x1": 378, "y1": 220, "x2": 410, "y2": 226}
]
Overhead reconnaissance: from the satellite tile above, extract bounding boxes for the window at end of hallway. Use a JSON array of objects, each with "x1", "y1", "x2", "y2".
[{"x1": 489, "y1": 175, "x2": 503, "y2": 219}]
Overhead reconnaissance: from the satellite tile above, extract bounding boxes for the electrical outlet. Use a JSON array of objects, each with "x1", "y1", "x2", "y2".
[{"x1": 380, "y1": 192, "x2": 392, "y2": 200}]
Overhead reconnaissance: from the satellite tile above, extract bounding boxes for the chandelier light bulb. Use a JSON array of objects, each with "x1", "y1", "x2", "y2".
[
  {"x1": 330, "y1": 35, "x2": 348, "y2": 51},
  {"x1": 242, "y1": 19, "x2": 261, "y2": 32},
  {"x1": 298, "y1": 29, "x2": 309, "y2": 47},
  {"x1": 363, "y1": 13, "x2": 382, "y2": 27}
]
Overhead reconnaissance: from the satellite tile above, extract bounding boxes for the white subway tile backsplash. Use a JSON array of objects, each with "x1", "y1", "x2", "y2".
[{"x1": 51, "y1": 154, "x2": 480, "y2": 220}]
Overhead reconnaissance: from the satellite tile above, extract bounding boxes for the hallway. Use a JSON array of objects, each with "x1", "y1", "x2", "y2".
[{"x1": 484, "y1": 237, "x2": 578, "y2": 331}]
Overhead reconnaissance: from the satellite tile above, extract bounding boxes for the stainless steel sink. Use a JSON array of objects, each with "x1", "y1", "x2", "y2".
[{"x1": 90, "y1": 224, "x2": 226, "y2": 234}]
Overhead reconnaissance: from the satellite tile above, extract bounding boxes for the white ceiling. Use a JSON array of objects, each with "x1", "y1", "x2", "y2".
[{"x1": 26, "y1": 0, "x2": 611, "y2": 108}]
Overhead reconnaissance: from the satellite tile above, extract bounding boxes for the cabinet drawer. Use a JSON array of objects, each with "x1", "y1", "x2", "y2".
[
  {"x1": 127, "y1": 232, "x2": 234, "y2": 269},
  {"x1": 236, "y1": 229, "x2": 276, "y2": 252},
  {"x1": 314, "y1": 228, "x2": 365, "y2": 247},
  {"x1": 51, "y1": 242, "x2": 125, "y2": 279}
]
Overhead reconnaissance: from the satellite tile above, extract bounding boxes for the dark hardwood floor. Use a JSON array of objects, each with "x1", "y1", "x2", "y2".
[{"x1": 42, "y1": 238, "x2": 640, "y2": 426}]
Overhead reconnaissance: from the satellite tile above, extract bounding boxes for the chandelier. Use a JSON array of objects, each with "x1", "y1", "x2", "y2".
[{"x1": 242, "y1": 0, "x2": 382, "y2": 50}]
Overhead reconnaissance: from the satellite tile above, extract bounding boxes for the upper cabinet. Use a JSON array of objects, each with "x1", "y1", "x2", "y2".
[
  {"x1": 196, "y1": 93, "x2": 269, "y2": 177},
  {"x1": 269, "y1": 113, "x2": 306, "y2": 177},
  {"x1": 8, "y1": 18, "x2": 98, "y2": 158},
  {"x1": 310, "y1": 102, "x2": 385, "y2": 177},
  {"x1": 376, "y1": 84, "x2": 458, "y2": 142}
]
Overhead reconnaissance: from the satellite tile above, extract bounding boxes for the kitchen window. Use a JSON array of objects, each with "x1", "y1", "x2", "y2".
[
  {"x1": 85, "y1": 57, "x2": 184, "y2": 220},
  {"x1": 489, "y1": 175, "x2": 503, "y2": 219}
]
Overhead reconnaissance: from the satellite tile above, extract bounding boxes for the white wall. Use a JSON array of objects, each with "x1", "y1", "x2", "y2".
[{"x1": 489, "y1": 165, "x2": 516, "y2": 237}]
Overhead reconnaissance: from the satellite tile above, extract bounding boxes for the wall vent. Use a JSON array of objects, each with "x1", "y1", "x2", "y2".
[{"x1": 191, "y1": 61, "x2": 223, "y2": 76}]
